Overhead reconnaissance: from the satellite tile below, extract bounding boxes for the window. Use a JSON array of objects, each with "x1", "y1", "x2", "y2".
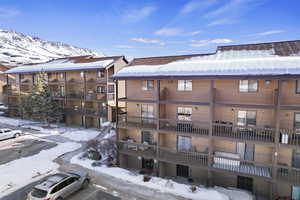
[
  {"x1": 19, "y1": 74, "x2": 25, "y2": 80},
  {"x1": 80, "y1": 71, "x2": 84, "y2": 78},
  {"x1": 142, "y1": 131, "x2": 153, "y2": 144},
  {"x1": 141, "y1": 104, "x2": 154, "y2": 124},
  {"x1": 239, "y1": 80, "x2": 258, "y2": 92},
  {"x1": 60, "y1": 73, "x2": 64, "y2": 79},
  {"x1": 237, "y1": 110, "x2": 256, "y2": 126},
  {"x1": 297, "y1": 80, "x2": 300, "y2": 94},
  {"x1": 295, "y1": 113, "x2": 300, "y2": 132},
  {"x1": 142, "y1": 80, "x2": 154, "y2": 91},
  {"x1": 177, "y1": 107, "x2": 192, "y2": 121},
  {"x1": 97, "y1": 70, "x2": 104, "y2": 78},
  {"x1": 177, "y1": 80, "x2": 192, "y2": 91},
  {"x1": 177, "y1": 136, "x2": 192, "y2": 151},
  {"x1": 97, "y1": 86, "x2": 105, "y2": 93},
  {"x1": 60, "y1": 86, "x2": 65, "y2": 96}
]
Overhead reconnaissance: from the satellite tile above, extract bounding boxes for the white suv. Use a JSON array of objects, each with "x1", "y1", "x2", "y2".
[
  {"x1": 0, "y1": 128, "x2": 22, "y2": 140},
  {"x1": 27, "y1": 171, "x2": 89, "y2": 200}
]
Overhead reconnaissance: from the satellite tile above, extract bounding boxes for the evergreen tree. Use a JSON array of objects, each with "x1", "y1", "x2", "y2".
[{"x1": 21, "y1": 71, "x2": 63, "y2": 126}]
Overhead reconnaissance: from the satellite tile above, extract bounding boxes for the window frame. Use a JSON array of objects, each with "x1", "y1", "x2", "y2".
[
  {"x1": 142, "y1": 80, "x2": 154, "y2": 91},
  {"x1": 237, "y1": 110, "x2": 257, "y2": 126},
  {"x1": 294, "y1": 112, "x2": 300, "y2": 129},
  {"x1": 177, "y1": 80, "x2": 192, "y2": 91},
  {"x1": 97, "y1": 86, "x2": 105, "y2": 94},
  {"x1": 97, "y1": 70, "x2": 105, "y2": 78},
  {"x1": 177, "y1": 107, "x2": 192, "y2": 121},
  {"x1": 239, "y1": 80, "x2": 258, "y2": 93},
  {"x1": 296, "y1": 80, "x2": 300, "y2": 94}
]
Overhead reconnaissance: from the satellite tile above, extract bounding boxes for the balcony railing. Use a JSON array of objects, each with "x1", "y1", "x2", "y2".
[
  {"x1": 118, "y1": 115, "x2": 157, "y2": 130},
  {"x1": 118, "y1": 141, "x2": 156, "y2": 158},
  {"x1": 66, "y1": 93, "x2": 84, "y2": 99},
  {"x1": 212, "y1": 152, "x2": 272, "y2": 178},
  {"x1": 159, "y1": 119, "x2": 209, "y2": 136},
  {"x1": 158, "y1": 147, "x2": 208, "y2": 167},
  {"x1": 277, "y1": 165, "x2": 300, "y2": 185},
  {"x1": 65, "y1": 107, "x2": 84, "y2": 114},
  {"x1": 85, "y1": 108, "x2": 107, "y2": 117},
  {"x1": 85, "y1": 93, "x2": 106, "y2": 101},
  {"x1": 279, "y1": 128, "x2": 300, "y2": 147},
  {"x1": 212, "y1": 122, "x2": 275, "y2": 143}
]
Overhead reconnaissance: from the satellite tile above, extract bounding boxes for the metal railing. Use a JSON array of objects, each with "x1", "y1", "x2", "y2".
[
  {"x1": 277, "y1": 165, "x2": 300, "y2": 185},
  {"x1": 118, "y1": 141, "x2": 156, "y2": 158},
  {"x1": 158, "y1": 147, "x2": 208, "y2": 167},
  {"x1": 279, "y1": 128, "x2": 300, "y2": 146},
  {"x1": 66, "y1": 93, "x2": 84, "y2": 99},
  {"x1": 159, "y1": 119, "x2": 209, "y2": 136},
  {"x1": 212, "y1": 122, "x2": 275, "y2": 143},
  {"x1": 118, "y1": 115, "x2": 157, "y2": 130}
]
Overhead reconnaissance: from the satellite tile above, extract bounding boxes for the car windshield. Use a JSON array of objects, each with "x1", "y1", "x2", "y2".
[{"x1": 31, "y1": 188, "x2": 48, "y2": 198}]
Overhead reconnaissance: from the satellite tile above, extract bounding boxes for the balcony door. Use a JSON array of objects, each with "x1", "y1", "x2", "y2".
[
  {"x1": 142, "y1": 131, "x2": 153, "y2": 145},
  {"x1": 237, "y1": 110, "x2": 256, "y2": 127},
  {"x1": 292, "y1": 149, "x2": 300, "y2": 168},
  {"x1": 177, "y1": 136, "x2": 192, "y2": 152},
  {"x1": 295, "y1": 113, "x2": 300, "y2": 134},
  {"x1": 141, "y1": 104, "x2": 154, "y2": 124},
  {"x1": 237, "y1": 142, "x2": 254, "y2": 161},
  {"x1": 237, "y1": 176, "x2": 253, "y2": 192},
  {"x1": 176, "y1": 164, "x2": 189, "y2": 178},
  {"x1": 177, "y1": 107, "x2": 192, "y2": 132}
]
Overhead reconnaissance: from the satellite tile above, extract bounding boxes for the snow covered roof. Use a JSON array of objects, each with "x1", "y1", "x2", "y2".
[
  {"x1": 114, "y1": 40, "x2": 300, "y2": 79},
  {"x1": 5, "y1": 56, "x2": 124, "y2": 74}
]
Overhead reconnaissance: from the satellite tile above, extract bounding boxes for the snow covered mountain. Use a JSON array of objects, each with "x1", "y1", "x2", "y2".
[{"x1": 0, "y1": 29, "x2": 105, "y2": 66}]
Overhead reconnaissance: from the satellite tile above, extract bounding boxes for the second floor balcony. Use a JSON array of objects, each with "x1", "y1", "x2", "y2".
[{"x1": 118, "y1": 114, "x2": 157, "y2": 130}]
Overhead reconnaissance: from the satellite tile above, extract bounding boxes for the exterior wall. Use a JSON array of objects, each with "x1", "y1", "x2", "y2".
[
  {"x1": 160, "y1": 80, "x2": 210, "y2": 102},
  {"x1": 281, "y1": 80, "x2": 300, "y2": 106},
  {"x1": 126, "y1": 102, "x2": 157, "y2": 117},
  {"x1": 127, "y1": 80, "x2": 157, "y2": 101},
  {"x1": 215, "y1": 80, "x2": 277, "y2": 105}
]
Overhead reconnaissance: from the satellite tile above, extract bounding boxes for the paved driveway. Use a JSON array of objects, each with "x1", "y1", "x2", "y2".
[{"x1": 0, "y1": 136, "x2": 57, "y2": 165}]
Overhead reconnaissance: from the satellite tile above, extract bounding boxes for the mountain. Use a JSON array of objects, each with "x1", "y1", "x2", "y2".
[{"x1": 0, "y1": 29, "x2": 105, "y2": 66}]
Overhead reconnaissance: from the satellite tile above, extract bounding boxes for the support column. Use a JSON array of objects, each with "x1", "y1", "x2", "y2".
[
  {"x1": 156, "y1": 80, "x2": 160, "y2": 177},
  {"x1": 64, "y1": 72, "x2": 67, "y2": 125},
  {"x1": 208, "y1": 79, "x2": 215, "y2": 187},
  {"x1": 271, "y1": 80, "x2": 282, "y2": 199},
  {"x1": 115, "y1": 80, "x2": 120, "y2": 166}
]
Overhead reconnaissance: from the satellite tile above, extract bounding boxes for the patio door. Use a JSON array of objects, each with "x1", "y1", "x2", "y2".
[
  {"x1": 237, "y1": 142, "x2": 254, "y2": 161},
  {"x1": 142, "y1": 131, "x2": 153, "y2": 144},
  {"x1": 295, "y1": 113, "x2": 300, "y2": 134},
  {"x1": 141, "y1": 104, "x2": 154, "y2": 124},
  {"x1": 177, "y1": 136, "x2": 192, "y2": 152},
  {"x1": 237, "y1": 110, "x2": 256, "y2": 126},
  {"x1": 176, "y1": 164, "x2": 189, "y2": 178},
  {"x1": 237, "y1": 176, "x2": 253, "y2": 192},
  {"x1": 292, "y1": 186, "x2": 300, "y2": 200},
  {"x1": 177, "y1": 107, "x2": 192, "y2": 132},
  {"x1": 292, "y1": 149, "x2": 300, "y2": 168}
]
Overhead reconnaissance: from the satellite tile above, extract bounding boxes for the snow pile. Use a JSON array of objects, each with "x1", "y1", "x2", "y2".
[
  {"x1": 6, "y1": 59, "x2": 114, "y2": 73},
  {"x1": 0, "y1": 142, "x2": 81, "y2": 197},
  {"x1": 71, "y1": 153, "x2": 253, "y2": 200},
  {"x1": 0, "y1": 116, "x2": 100, "y2": 142},
  {"x1": 114, "y1": 49, "x2": 300, "y2": 78},
  {"x1": 61, "y1": 129, "x2": 100, "y2": 142}
]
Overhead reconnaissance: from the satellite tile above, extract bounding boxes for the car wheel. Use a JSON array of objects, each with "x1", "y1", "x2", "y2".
[
  {"x1": 14, "y1": 133, "x2": 20, "y2": 138},
  {"x1": 82, "y1": 179, "x2": 89, "y2": 189}
]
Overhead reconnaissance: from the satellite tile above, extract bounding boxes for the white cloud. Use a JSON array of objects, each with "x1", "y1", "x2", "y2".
[
  {"x1": 190, "y1": 38, "x2": 233, "y2": 47},
  {"x1": 123, "y1": 6, "x2": 156, "y2": 23},
  {"x1": 154, "y1": 28, "x2": 182, "y2": 36},
  {"x1": 180, "y1": 0, "x2": 218, "y2": 15},
  {"x1": 204, "y1": 0, "x2": 266, "y2": 26},
  {"x1": 254, "y1": 30, "x2": 285, "y2": 37},
  {"x1": 0, "y1": 7, "x2": 20, "y2": 18},
  {"x1": 115, "y1": 45, "x2": 135, "y2": 49},
  {"x1": 131, "y1": 38, "x2": 165, "y2": 45},
  {"x1": 188, "y1": 30, "x2": 202, "y2": 36}
]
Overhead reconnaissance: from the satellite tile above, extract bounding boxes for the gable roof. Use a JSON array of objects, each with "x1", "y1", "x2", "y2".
[
  {"x1": 114, "y1": 40, "x2": 300, "y2": 80},
  {"x1": 5, "y1": 55, "x2": 126, "y2": 74}
]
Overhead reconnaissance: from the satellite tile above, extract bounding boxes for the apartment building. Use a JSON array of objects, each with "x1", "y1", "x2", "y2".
[
  {"x1": 0, "y1": 64, "x2": 15, "y2": 103},
  {"x1": 4, "y1": 55, "x2": 127, "y2": 128},
  {"x1": 113, "y1": 40, "x2": 300, "y2": 199}
]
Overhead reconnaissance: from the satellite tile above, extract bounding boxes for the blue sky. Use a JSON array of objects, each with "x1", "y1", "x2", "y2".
[{"x1": 0, "y1": 0, "x2": 300, "y2": 59}]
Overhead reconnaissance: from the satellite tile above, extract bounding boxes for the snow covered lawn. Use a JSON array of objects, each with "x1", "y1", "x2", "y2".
[
  {"x1": 0, "y1": 116, "x2": 101, "y2": 142},
  {"x1": 71, "y1": 153, "x2": 253, "y2": 200},
  {"x1": 0, "y1": 142, "x2": 81, "y2": 198}
]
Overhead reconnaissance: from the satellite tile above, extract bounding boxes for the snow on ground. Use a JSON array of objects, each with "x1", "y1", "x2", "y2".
[
  {"x1": 0, "y1": 142, "x2": 81, "y2": 198},
  {"x1": 71, "y1": 153, "x2": 253, "y2": 200},
  {"x1": 0, "y1": 116, "x2": 101, "y2": 142}
]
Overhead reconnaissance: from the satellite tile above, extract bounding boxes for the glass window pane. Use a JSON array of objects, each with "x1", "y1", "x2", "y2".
[
  {"x1": 237, "y1": 111, "x2": 247, "y2": 126},
  {"x1": 148, "y1": 81, "x2": 154, "y2": 90},
  {"x1": 239, "y1": 80, "x2": 248, "y2": 92},
  {"x1": 142, "y1": 81, "x2": 148, "y2": 91},
  {"x1": 177, "y1": 80, "x2": 185, "y2": 91},
  {"x1": 296, "y1": 113, "x2": 300, "y2": 122},
  {"x1": 185, "y1": 80, "x2": 192, "y2": 91},
  {"x1": 249, "y1": 80, "x2": 258, "y2": 92}
]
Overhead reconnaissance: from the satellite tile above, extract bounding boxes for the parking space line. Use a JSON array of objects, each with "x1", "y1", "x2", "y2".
[{"x1": 93, "y1": 184, "x2": 108, "y2": 191}]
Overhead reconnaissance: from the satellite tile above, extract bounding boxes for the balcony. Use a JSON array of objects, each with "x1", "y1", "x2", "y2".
[
  {"x1": 279, "y1": 128, "x2": 300, "y2": 147},
  {"x1": 158, "y1": 147, "x2": 208, "y2": 167},
  {"x1": 85, "y1": 108, "x2": 107, "y2": 117},
  {"x1": 85, "y1": 78, "x2": 106, "y2": 85},
  {"x1": 118, "y1": 115, "x2": 157, "y2": 130},
  {"x1": 118, "y1": 141, "x2": 156, "y2": 159},
  {"x1": 85, "y1": 93, "x2": 106, "y2": 101},
  {"x1": 65, "y1": 107, "x2": 84, "y2": 114},
  {"x1": 159, "y1": 119, "x2": 209, "y2": 137},
  {"x1": 212, "y1": 122, "x2": 275, "y2": 144},
  {"x1": 66, "y1": 93, "x2": 84, "y2": 99},
  {"x1": 277, "y1": 165, "x2": 300, "y2": 186},
  {"x1": 212, "y1": 152, "x2": 272, "y2": 179}
]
